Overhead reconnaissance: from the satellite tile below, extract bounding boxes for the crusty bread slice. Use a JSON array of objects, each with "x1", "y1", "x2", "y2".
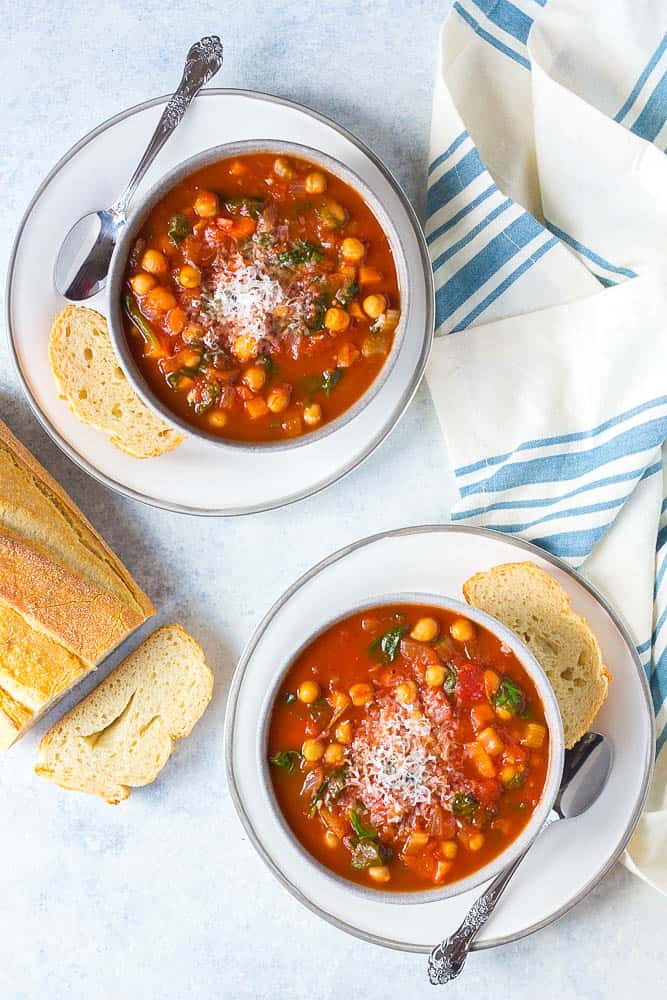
[
  {"x1": 463, "y1": 562, "x2": 610, "y2": 748},
  {"x1": 49, "y1": 305, "x2": 184, "y2": 459},
  {"x1": 35, "y1": 625, "x2": 213, "y2": 803}
]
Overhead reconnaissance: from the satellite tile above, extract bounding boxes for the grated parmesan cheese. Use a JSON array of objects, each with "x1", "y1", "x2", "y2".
[
  {"x1": 346, "y1": 697, "x2": 449, "y2": 823},
  {"x1": 200, "y1": 255, "x2": 284, "y2": 349}
]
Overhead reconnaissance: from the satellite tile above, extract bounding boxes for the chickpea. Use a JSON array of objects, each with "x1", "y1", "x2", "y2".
[
  {"x1": 178, "y1": 264, "x2": 201, "y2": 288},
  {"x1": 302, "y1": 738, "x2": 325, "y2": 762},
  {"x1": 425, "y1": 665, "x2": 447, "y2": 687},
  {"x1": 324, "y1": 307, "x2": 351, "y2": 333},
  {"x1": 267, "y1": 384, "x2": 291, "y2": 414},
  {"x1": 341, "y1": 237, "x2": 366, "y2": 263},
  {"x1": 145, "y1": 286, "x2": 177, "y2": 313},
  {"x1": 305, "y1": 170, "x2": 327, "y2": 194},
  {"x1": 303, "y1": 403, "x2": 322, "y2": 427},
  {"x1": 396, "y1": 681, "x2": 418, "y2": 705},
  {"x1": 499, "y1": 765, "x2": 518, "y2": 785},
  {"x1": 450, "y1": 617, "x2": 475, "y2": 643},
  {"x1": 229, "y1": 159, "x2": 247, "y2": 176},
  {"x1": 323, "y1": 830, "x2": 339, "y2": 849},
  {"x1": 194, "y1": 190, "x2": 219, "y2": 217},
  {"x1": 182, "y1": 322, "x2": 204, "y2": 345},
  {"x1": 130, "y1": 272, "x2": 157, "y2": 295},
  {"x1": 468, "y1": 833, "x2": 485, "y2": 852},
  {"x1": 180, "y1": 349, "x2": 202, "y2": 369},
  {"x1": 207, "y1": 410, "x2": 228, "y2": 430},
  {"x1": 233, "y1": 334, "x2": 259, "y2": 363},
  {"x1": 245, "y1": 397, "x2": 269, "y2": 419},
  {"x1": 297, "y1": 680, "x2": 321, "y2": 705},
  {"x1": 336, "y1": 342, "x2": 360, "y2": 368},
  {"x1": 410, "y1": 617, "x2": 439, "y2": 643},
  {"x1": 273, "y1": 156, "x2": 295, "y2": 179},
  {"x1": 335, "y1": 719, "x2": 353, "y2": 745},
  {"x1": 141, "y1": 248, "x2": 168, "y2": 275},
  {"x1": 243, "y1": 365, "x2": 267, "y2": 392},
  {"x1": 349, "y1": 682, "x2": 373, "y2": 707},
  {"x1": 367, "y1": 865, "x2": 391, "y2": 884},
  {"x1": 323, "y1": 742, "x2": 345, "y2": 765},
  {"x1": 362, "y1": 294, "x2": 386, "y2": 319},
  {"x1": 282, "y1": 414, "x2": 303, "y2": 436},
  {"x1": 440, "y1": 840, "x2": 458, "y2": 860}
]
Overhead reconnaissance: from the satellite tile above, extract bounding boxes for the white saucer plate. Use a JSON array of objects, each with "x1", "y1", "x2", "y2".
[
  {"x1": 225, "y1": 525, "x2": 654, "y2": 952},
  {"x1": 6, "y1": 90, "x2": 433, "y2": 515}
]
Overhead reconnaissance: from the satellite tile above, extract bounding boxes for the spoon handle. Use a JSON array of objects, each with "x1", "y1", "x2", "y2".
[
  {"x1": 112, "y1": 36, "x2": 223, "y2": 216},
  {"x1": 428, "y1": 813, "x2": 559, "y2": 985}
]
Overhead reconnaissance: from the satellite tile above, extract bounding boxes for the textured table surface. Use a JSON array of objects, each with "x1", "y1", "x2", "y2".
[{"x1": 1, "y1": 3, "x2": 665, "y2": 998}]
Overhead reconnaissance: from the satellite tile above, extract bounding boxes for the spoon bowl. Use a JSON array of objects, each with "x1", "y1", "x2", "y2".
[{"x1": 53, "y1": 36, "x2": 223, "y2": 301}]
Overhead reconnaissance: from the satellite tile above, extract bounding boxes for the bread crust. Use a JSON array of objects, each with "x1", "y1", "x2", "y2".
[{"x1": 0, "y1": 417, "x2": 155, "y2": 747}]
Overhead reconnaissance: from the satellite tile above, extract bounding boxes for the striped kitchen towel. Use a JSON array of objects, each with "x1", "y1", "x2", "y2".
[{"x1": 426, "y1": 0, "x2": 667, "y2": 893}]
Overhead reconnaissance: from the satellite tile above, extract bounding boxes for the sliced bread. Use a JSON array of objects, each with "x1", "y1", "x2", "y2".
[
  {"x1": 35, "y1": 625, "x2": 213, "y2": 803},
  {"x1": 49, "y1": 305, "x2": 184, "y2": 459},
  {"x1": 463, "y1": 562, "x2": 610, "y2": 748},
  {"x1": 0, "y1": 417, "x2": 154, "y2": 749}
]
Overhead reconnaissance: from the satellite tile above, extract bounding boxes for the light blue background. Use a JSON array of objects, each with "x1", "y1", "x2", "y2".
[{"x1": 1, "y1": 3, "x2": 664, "y2": 998}]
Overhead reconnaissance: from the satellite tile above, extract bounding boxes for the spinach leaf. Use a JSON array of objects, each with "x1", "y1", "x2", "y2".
[
  {"x1": 123, "y1": 294, "x2": 161, "y2": 351},
  {"x1": 494, "y1": 677, "x2": 526, "y2": 715},
  {"x1": 257, "y1": 353, "x2": 275, "y2": 377},
  {"x1": 269, "y1": 750, "x2": 302, "y2": 774},
  {"x1": 277, "y1": 240, "x2": 324, "y2": 268},
  {"x1": 335, "y1": 280, "x2": 359, "y2": 307},
  {"x1": 225, "y1": 196, "x2": 265, "y2": 220},
  {"x1": 309, "y1": 767, "x2": 347, "y2": 817},
  {"x1": 369, "y1": 625, "x2": 408, "y2": 663},
  {"x1": 165, "y1": 366, "x2": 200, "y2": 389},
  {"x1": 167, "y1": 211, "x2": 191, "y2": 246},
  {"x1": 349, "y1": 808, "x2": 378, "y2": 841},
  {"x1": 321, "y1": 369, "x2": 343, "y2": 397},
  {"x1": 189, "y1": 379, "x2": 220, "y2": 415},
  {"x1": 506, "y1": 771, "x2": 526, "y2": 790},
  {"x1": 304, "y1": 293, "x2": 329, "y2": 333},
  {"x1": 350, "y1": 839, "x2": 386, "y2": 870},
  {"x1": 452, "y1": 791, "x2": 478, "y2": 817},
  {"x1": 308, "y1": 697, "x2": 332, "y2": 724},
  {"x1": 443, "y1": 662, "x2": 457, "y2": 696},
  {"x1": 282, "y1": 691, "x2": 296, "y2": 705}
]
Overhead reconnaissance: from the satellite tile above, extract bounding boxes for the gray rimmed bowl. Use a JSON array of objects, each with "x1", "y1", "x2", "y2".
[
  {"x1": 106, "y1": 138, "x2": 411, "y2": 451},
  {"x1": 257, "y1": 592, "x2": 565, "y2": 905}
]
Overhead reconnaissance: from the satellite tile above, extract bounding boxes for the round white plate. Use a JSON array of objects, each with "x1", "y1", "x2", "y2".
[
  {"x1": 225, "y1": 525, "x2": 654, "y2": 953},
  {"x1": 6, "y1": 90, "x2": 433, "y2": 515}
]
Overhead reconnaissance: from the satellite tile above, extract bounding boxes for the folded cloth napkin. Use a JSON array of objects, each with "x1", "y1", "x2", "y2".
[{"x1": 426, "y1": 0, "x2": 667, "y2": 893}]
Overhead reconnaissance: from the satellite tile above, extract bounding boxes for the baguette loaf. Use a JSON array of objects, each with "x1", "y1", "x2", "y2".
[
  {"x1": 463, "y1": 562, "x2": 610, "y2": 748},
  {"x1": 35, "y1": 625, "x2": 214, "y2": 803},
  {"x1": 0, "y1": 418, "x2": 155, "y2": 748}
]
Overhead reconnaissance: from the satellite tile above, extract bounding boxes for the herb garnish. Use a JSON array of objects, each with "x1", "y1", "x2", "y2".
[
  {"x1": 321, "y1": 369, "x2": 343, "y2": 397},
  {"x1": 277, "y1": 240, "x2": 324, "y2": 268},
  {"x1": 269, "y1": 750, "x2": 302, "y2": 774},
  {"x1": 452, "y1": 791, "x2": 478, "y2": 817},
  {"x1": 369, "y1": 625, "x2": 408, "y2": 663},
  {"x1": 166, "y1": 211, "x2": 190, "y2": 246},
  {"x1": 225, "y1": 196, "x2": 265, "y2": 220},
  {"x1": 494, "y1": 677, "x2": 526, "y2": 716}
]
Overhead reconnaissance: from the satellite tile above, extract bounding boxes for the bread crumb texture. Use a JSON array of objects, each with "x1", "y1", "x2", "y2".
[
  {"x1": 463, "y1": 562, "x2": 610, "y2": 749},
  {"x1": 49, "y1": 305, "x2": 184, "y2": 458},
  {"x1": 35, "y1": 625, "x2": 214, "y2": 803}
]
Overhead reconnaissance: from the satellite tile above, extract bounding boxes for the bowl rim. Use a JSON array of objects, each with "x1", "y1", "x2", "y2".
[
  {"x1": 256, "y1": 590, "x2": 565, "y2": 906},
  {"x1": 106, "y1": 137, "x2": 412, "y2": 452}
]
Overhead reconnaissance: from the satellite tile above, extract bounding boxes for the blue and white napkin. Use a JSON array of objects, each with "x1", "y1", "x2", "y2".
[{"x1": 426, "y1": 0, "x2": 667, "y2": 892}]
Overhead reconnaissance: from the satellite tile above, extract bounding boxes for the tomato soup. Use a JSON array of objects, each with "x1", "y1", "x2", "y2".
[
  {"x1": 121, "y1": 151, "x2": 400, "y2": 443},
  {"x1": 268, "y1": 604, "x2": 550, "y2": 892}
]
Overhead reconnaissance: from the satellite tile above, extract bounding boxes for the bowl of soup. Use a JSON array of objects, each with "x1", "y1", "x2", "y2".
[
  {"x1": 260, "y1": 595, "x2": 564, "y2": 902},
  {"x1": 107, "y1": 140, "x2": 409, "y2": 449}
]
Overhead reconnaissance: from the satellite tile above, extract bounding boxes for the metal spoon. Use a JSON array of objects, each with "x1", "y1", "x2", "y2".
[
  {"x1": 428, "y1": 732, "x2": 612, "y2": 985},
  {"x1": 54, "y1": 35, "x2": 223, "y2": 301}
]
